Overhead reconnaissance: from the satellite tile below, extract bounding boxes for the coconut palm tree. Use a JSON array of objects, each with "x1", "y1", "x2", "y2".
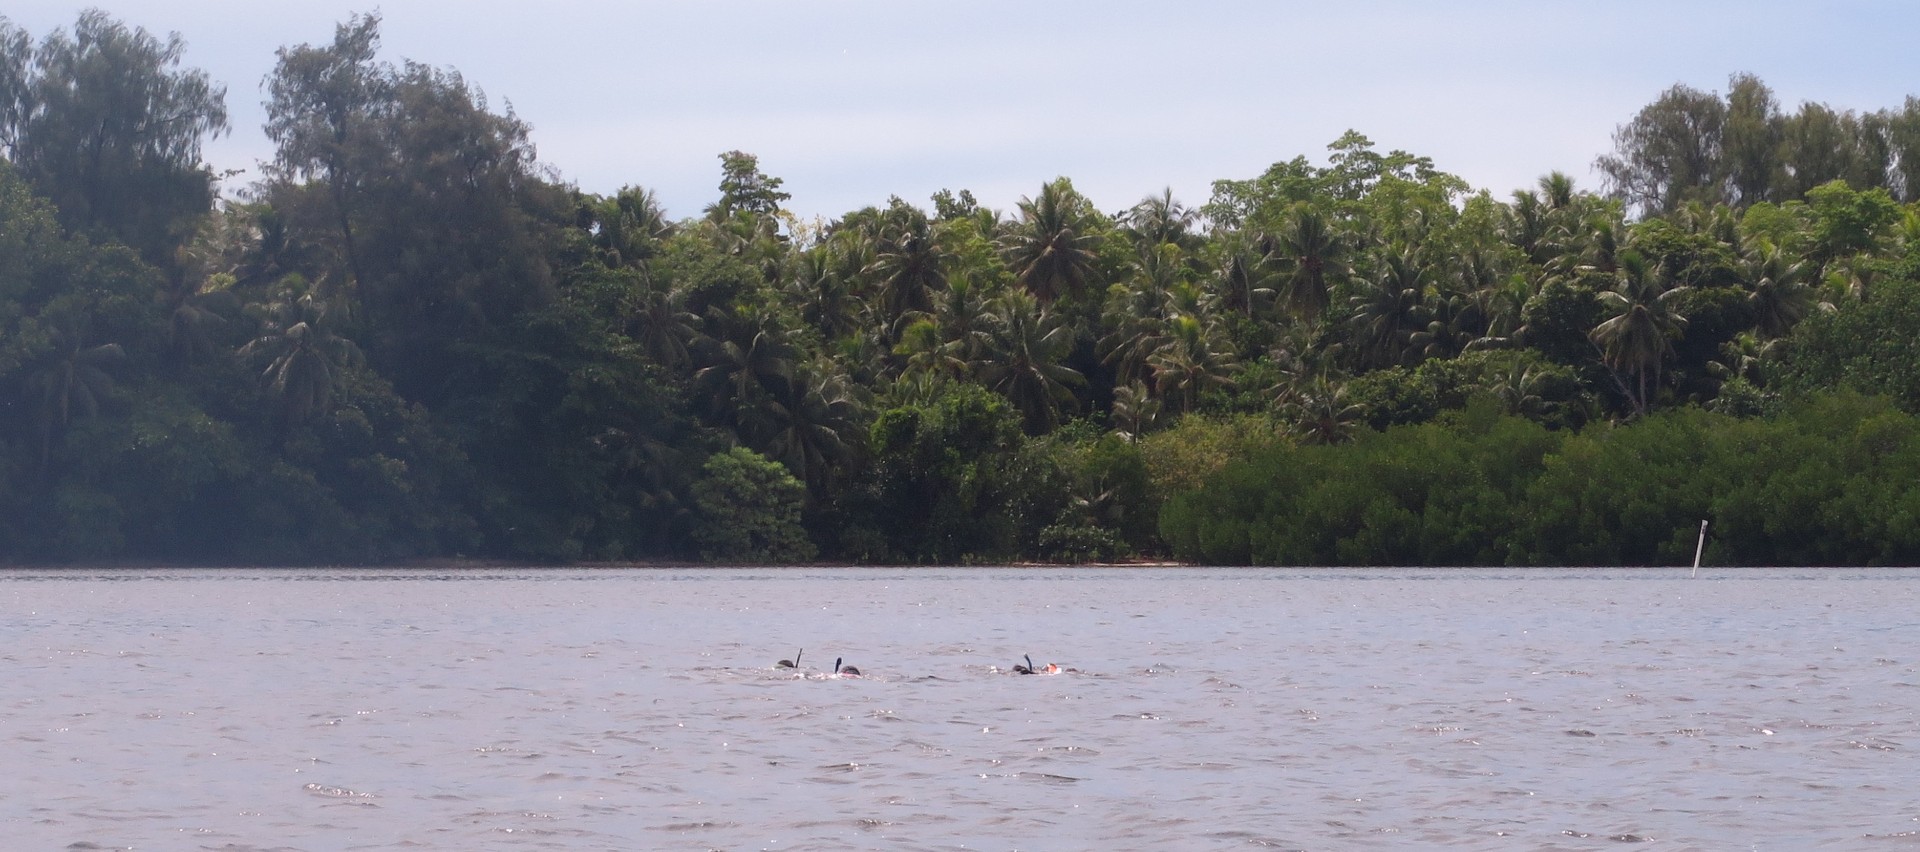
[
  {"x1": 1707, "y1": 331, "x2": 1773, "y2": 387},
  {"x1": 1539, "y1": 171, "x2": 1577, "y2": 211},
  {"x1": 1121, "y1": 188, "x2": 1201, "y2": 252},
  {"x1": 1147, "y1": 315, "x2": 1237, "y2": 414},
  {"x1": 974, "y1": 290, "x2": 1084, "y2": 433},
  {"x1": 1109, "y1": 381, "x2": 1162, "y2": 443},
  {"x1": 934, "y1": 272, "x2": 996, "y2": 369},
  {"x1": 1589, "y1": 253, "x2": 1688, "y2": 418},
  {"x1": 1346, "y1": 249, "x2": 1427, "y2": 370},
  {"x1": 1213, "y1": 234, "x2": 1278, "y2": 319},
  {"x1": 25, "y1": 328, "x2": 125, "y2": 467},
  {"x1": 1506, "y1": 189, "x2": 1552, "y2": 264},
  {"x1": 166, "y1": 211, "x2": 257, "y2": 362},
  {"x1": 691, "y1": 303, "x2": 798, "y2": 441},
  {"x1": 1099, "y1": 306, "x2": 1168, "y2": 389},
  {"x1": 864, "y1": 211, "x2": 946, "y2": 332},
  {"x1": 592, "y1": 185, "x2": 674, "y2": 266},
  {"x1": 894, "y1": 318, "x2": 965, "y2": 382},
  {"x1": 1484, "y1": 352, "x2": 1591, "y2": 426},
  {"x1": 1001, "y1": 179, "x2": 1099, "y2": 304},
  {"x1": 1449, "y1": 249, "x2": 1529, "y2": 351},
  {"x1": 787, "y1": 240, "x2": 866, "y2": 343},
  {"x1": 1275, "y1": 369, "x2": 1366, "y2": 445},
  {"x1": 160, "y1": 276, "x2": 236, "y2": 364},
  {"x1": 1268, "y1": 204, "x2": 1346, "y2": 323},
  {"x1": 625, "y1": 273, "x2": 697, "y2": 370},
  {"x1": 240, "y1": 292, "x2": 361, "y2": 428},
  {"x1": 1740, "y1": 244, "x2": 1818, "y2": 339},
  {"x1": 760, "y1": 358, "x2": 866, "y2": 493}
]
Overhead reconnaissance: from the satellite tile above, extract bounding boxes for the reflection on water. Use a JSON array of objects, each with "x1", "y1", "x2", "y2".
[{"x1": 4, "y1": 567, "x2": 1919, "y2": 849}]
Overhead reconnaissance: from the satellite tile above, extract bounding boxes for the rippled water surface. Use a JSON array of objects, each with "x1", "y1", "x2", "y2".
[{"x1": 4, "y1": 567, "x2": 1919, "y2": 850}]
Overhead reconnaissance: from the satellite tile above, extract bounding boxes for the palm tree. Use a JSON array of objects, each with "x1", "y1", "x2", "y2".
[
  {"x1": 1109, "y1": 381, "x2": 1162, "y2": 443},
  {"x1": 1544, "y1": 209, "x2": 1625, "y2": 280},
  {"x1": 1099, "y1": 306, "x2": 1168, "y2": 389},
  {"x1": 1213, "y1": 234, "x2": 1278, "y2": 319},
  {"x1": 1506, "y1": 189, "x2": 1552, "y2": 264},
  {"x1": 167, "y1": 212, "x2": 257, "y2": 362},
  {"x1": 1589, "y1": 253, "x2": 1688, "y2": 418},
  {"x1": 1275, "y1": 369, "x2": 1366, "y2": 445},
  {"x1": 25, "y1": 329, "x2": 126, "y2": 467},
  {"x1": 1129, "y1": 240, "x2": 1197, "y2": 298},
  {"x1": 864, "y1": 211, "x2": 947, "y2": 333},
  {"x1": 625, "y1": 273, "x2": 697, "y2": 370},
  {"x1": 691, "y1": 303, "x2": 798, "y2": 441},
  {"x1": 240, "y1": 293, "x2": 361, "y2": 427},
  {"x1": 975, "y1": 290, "x2": 1084, "y2": 433},
  {"x1": 761, "y1": 358, "x2": 866, "y2": 494},
  {"x1": 1147, "y1": 315, "x2": 1237, "y2": 414},
  {"x1": 1345, "y1": 249, "x2": 1426, "y2": 369},
  {"x1": 1539, "y1": 171, "x2": 1577, "y2": 211},
  {"x1": 1740, "y1": 245, "x2": 1818, "y2": 339},
  {"x1": 1707, "y1": 331, "x2": 1773, "y2": 387},
  {"x1": 1485, "y1": 353, "x2": 1590, "y2": 426},
  {"x1": 1001, "y1": 179, "x2": 1099, "y2": 304},
  {"x1": 1450, "y1": 249, "x2": 1528, "y2": 351},
  {"x1": 1268, "y1": 204, "x2": 1346, "y2": 323},
  {"x1": 1408, "y1": 297, "x2": 1473, "y2": 363},
  {"x1": 591, "y1": 186, "x2": 674, "y2": 266},
  {"x1": 934, "y1": 272, "x2": 996, "y2": 369},
  {"x1": 787, "y1": 240, "x2": 865, "y2": 343},
  {"x1": 161, "y1": 277, "x2": 236, "y2": 364},
  {"x1": 1121, "y1": 188, "x2": 1201, "y2": 251},
  {"x1": 894, "y1": 318, "x2": 966, "y2": 382}
]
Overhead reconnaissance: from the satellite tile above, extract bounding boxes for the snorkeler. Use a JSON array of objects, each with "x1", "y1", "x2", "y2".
[{"x1": 1012, "y1": 654, "x2": 1059, "y2": 674}]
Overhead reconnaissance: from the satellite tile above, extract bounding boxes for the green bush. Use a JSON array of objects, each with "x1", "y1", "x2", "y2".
[
  {"x1": 1161, "y1": 392, "x2": 1920, "y2": 566},
  {"x1": 690, "y1": 447, "x2": 816, "y2": 564}
]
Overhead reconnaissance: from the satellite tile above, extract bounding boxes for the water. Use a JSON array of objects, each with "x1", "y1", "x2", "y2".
[{"x1": 4, "y1": 567, "x2": 1918, "y2": 850}]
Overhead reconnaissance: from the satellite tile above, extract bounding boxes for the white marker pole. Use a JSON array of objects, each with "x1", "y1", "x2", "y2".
[{"x1": 1691, "y1": 519, "x2": 1709, "y2": 578}]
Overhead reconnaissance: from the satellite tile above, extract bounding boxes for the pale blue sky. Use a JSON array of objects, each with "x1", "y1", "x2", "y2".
[{"x1": 8, "y1": 2, "x2": 1918, "y2": 221}]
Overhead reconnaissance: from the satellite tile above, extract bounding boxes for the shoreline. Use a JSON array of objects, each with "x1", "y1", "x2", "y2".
[{"x1": 1, "y1": 556, "x2": 1195, "y2": 570}]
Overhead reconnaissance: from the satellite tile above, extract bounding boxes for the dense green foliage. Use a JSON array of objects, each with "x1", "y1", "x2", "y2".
[
  {"x1": 690, "y1": 447, "x2": 814, "y2": 564},
  {"x1": 1161, "y1": 394, "x2": 1920, "y2": 567},
  {"x1": 5, "y1": 12, "x2": 1920, "y2": 565}
]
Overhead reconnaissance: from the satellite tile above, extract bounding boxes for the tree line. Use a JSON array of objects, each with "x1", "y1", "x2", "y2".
[{"x1": 4, "y1": 13, "x2": 1920, "y2": 565}]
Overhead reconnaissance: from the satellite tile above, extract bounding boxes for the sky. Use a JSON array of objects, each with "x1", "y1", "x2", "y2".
[{"x1": 7, "y1": 1, "x2": 1918, "y2": 222}]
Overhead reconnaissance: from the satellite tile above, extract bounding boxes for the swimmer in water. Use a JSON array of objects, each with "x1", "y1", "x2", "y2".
[
  {"x1": 777, "y1": 649, "x2": 803, "y2": 669},
  {"x1": 834, "y1": 657, "x2": 861, "y2": 677},
  {"x1": 1013, "y1": 654, "x2": 1059, "y2": 675}
]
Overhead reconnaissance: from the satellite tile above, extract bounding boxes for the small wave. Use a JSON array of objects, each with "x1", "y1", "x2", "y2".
[
  {"x1": 650, "y1": 820, "x2": 737, "y2": 832},
  {"x1": 303, "y1": 783, "x2": 377, "y2": 802},
  {"x1": 1017, "y1": 772, "x2": 1082, "y2": 784},
  {"x1": 1204, "y1": 831, "x2": 1296, "y2": 848}
]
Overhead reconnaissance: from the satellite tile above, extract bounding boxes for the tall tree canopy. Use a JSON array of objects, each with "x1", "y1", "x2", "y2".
[
  {"x1": 263, "y1": 12, "x2": 566, "y2": 405},
  {"x1": 5, "y1": 17, "x2": 1920, "y2": 569},
  {"x1": 0, "y1": 11, "x2": 227, "y2": 265}
]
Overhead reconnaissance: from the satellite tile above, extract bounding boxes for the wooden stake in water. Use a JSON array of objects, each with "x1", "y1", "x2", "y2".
[{"x1": 1691, "y1": 519, "x2": 1709, "y2": 577}]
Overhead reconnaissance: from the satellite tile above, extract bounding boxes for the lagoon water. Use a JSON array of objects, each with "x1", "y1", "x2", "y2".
[{"x1": 3, "y1": 567, "x2": 1918, "y2": 850}]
